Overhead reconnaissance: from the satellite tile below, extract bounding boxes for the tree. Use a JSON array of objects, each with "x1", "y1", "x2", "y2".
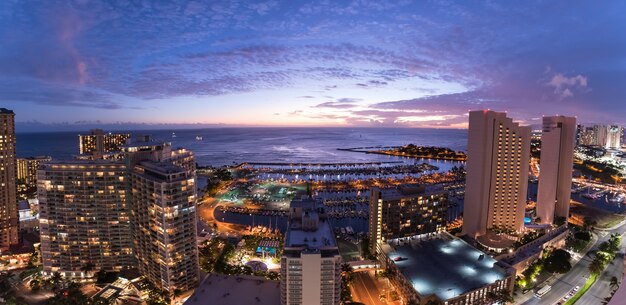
[
  {"x1": 589, "y1": 257, "x2": 605, "y2": 275},
  {"x1": 610, "y1": 276, "x2": 619, "y2": 291},
  {"x1": 486, "y1": 289, "x2": 514, "y2": 304},
  {"x1": 544, "y1": 249, "x2": 572, "y2": 274},
  {"x1": 80, "y1": 263, "x2": 96, "y2": 277},
  {"x1": 45, "y1": 281, "x2": 90, "y2": 305}
]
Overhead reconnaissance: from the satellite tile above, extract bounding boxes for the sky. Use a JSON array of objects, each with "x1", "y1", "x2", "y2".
[{"x1": 1, "y1": 0, "x2": 625, "y2": 131}]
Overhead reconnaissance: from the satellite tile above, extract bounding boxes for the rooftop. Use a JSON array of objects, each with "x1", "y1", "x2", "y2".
[
  {"x1": 382, "y1": 232, "x2": 510, "y2": 301},
  {"x1": 183, "y1": 274, "x2": 280, "y2": 305},
  {"x1": 285, "y1": 219, "x2": 336, "y2": 248},
  {"x1": 374, "y1": 184, "x2": 446, "y2": 199},
  {"x1": 0, "y1": 108, "x2": 14, "y2": 114}
]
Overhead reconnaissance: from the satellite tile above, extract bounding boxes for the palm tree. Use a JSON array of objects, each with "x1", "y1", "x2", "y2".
[
  {"x1": 588, "y1": 258, "x2": 605, "y2": 275},
  {"x1": 610, "y1": 276, "x2": 619, "y2": 291},
  {"x1": 81, "y1": 262, "x2": 96, "y2": 277}
]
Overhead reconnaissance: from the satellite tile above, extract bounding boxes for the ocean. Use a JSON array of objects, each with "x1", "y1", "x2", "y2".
[{"x1": 16, "y1": 127, "x2": 468, "y2": 166}]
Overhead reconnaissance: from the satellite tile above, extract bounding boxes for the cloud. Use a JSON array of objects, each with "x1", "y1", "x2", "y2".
[{"x1": 547, "y1": 73, "x2": 588, "y2": 98}]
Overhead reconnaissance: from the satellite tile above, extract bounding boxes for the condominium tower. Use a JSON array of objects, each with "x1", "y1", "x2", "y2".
[
  {"x1": 281, "y1": 198, "x2": 341, "y2": 305},
  {"x1": 368, "y1": 185, "x2": 448, "y2": 256},
  {"x1": 462, "y1": 110, "x2": 531, "y2": 238},
  {"x1": 0, "y1": 108, "x2": 18, "y2": 250},
  {"x1": 38, "y1": 161, "x2": 133, "y2": 276},
  {"x1": 125, "y1": 140, "x2": 199, "y2": 292},
  {"x1": 537, "y1": 116, "x2": 576, "y2": 224},
  {"x1": 38, "y1": 137, "x2": 199, "y2": 292}
]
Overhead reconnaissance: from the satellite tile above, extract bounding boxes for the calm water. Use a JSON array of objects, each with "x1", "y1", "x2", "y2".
[{"x1": 16, "y1": 127, "x2": 468, "y2": 166}]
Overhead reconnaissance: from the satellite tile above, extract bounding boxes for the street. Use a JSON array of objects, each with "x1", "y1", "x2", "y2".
[
  {"x1": 351, "y1": 271, "x2": 389, "y2": 305},
  {"x1": 518, "y1": 222, "x2": 626, "y2": 305}
]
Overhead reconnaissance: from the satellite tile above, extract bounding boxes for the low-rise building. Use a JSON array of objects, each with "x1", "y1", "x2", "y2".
[
  {"x1": 379, "y1": 232, "x2": 515, "y2": 305},
  {"x1": 184, "y1": 274, "x2": 280, "y2": 305}
]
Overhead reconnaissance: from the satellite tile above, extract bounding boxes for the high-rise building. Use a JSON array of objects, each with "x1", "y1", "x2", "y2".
[
  {"x1": 368, "y1": 185, "x2": 448, "y2": 256},
  {"x1": 17, "y1": 156, "x2": 52, "y2": 188},
  {"x1": 281, "y1": 198, "x2": 341, "y2": 305},
  {"x1": 37, "y1": 137, "x2": 199, "y2": 293},
  {"x1": 125, "y1": 140, "x2": 199, "y2": 292},
  {"x1": 606, "y1": 125, "x2": 622, "y2": 149},
  {"x1": 462, "y1": 110, "x2": 530, "y2": 238},
  {"x1": 593, "y1": 124, "x2": 608, "y2": 147},
  {"x1": 0, "y1": 108, "x2": 18, "y2": 251},
  {"x1": 79, "y1": 129, "x2": 130, "y2": 156},
  {"x1": 38, "y1": 161, "x2": 133, "y2": 276},
  {"x1": 577, "y1": 126, "x2": 595, "y2": 146},
  {"x1": 536, "y1": 116, "x2": 576, "y2": 225}
]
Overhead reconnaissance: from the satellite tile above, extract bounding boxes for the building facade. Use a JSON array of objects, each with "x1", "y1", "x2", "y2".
[
  {"x1": 17, "y1": 156, "x2": 52, "y2": 188},
  {"x1": 0, "y1": 108, "x2": 18, "y2": 251},
  {"x1": 38, "y1": 161, "x2": 133, "y2": 276},
  {"x1": 126, "y1": 142, "x2": 199, "y2": 292},
  {"x1": 368, "y1": 185, "x2": 448, "y2": 255},
  {"x1": 281, "y1": 198, "x2": 341, "y2": 305},
  {"x1": 576, "y1": 125, "x2": 595, "y2": 146},
  {"x1": 79, "y1": 129, "x2": 130, "y2": 156},
  {"x1": 606, "y1": 125, "x2": 622, "y2": 149},
  {"x1": 37, "y1": 138, "x2": 199, "y2": 293},
  {"x1": 536, "y1": 116, "x2": 576, "y2": 224},
  {"x1": 463, "y1": 110, "x2": 531, "y2": 238}
]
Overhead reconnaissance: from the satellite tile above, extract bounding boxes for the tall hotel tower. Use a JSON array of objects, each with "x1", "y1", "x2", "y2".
[
  {"x1": 536, "y1": 116, "x2": 576, "y2": 224},
  {"x1": 0, "y1": 108, "x2": 18, "y2": 250},
  {"x1": 462, "y1": 110, "x2": 531, "y2": 238}
]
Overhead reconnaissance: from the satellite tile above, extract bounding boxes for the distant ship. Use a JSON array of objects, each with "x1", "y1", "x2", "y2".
[
  {"x1": 172, "y1": 132, "x2": 177, "y2": 138},
  {"x1": 196, "y1": 136, "x2": 203, "y2": 141}
]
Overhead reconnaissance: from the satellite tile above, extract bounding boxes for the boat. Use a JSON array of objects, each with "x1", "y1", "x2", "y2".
[
  {"x1": 196, "y1": 136, "x2": 203, "y2": 141},
  {"x1": 172, "y1": 132, "x2": 177, "y2": 138}
]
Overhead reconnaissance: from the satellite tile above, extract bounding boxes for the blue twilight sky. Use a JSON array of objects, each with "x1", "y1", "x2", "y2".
[{"x1": 1, "y1": 0, "x2": 625, "y2": 131}]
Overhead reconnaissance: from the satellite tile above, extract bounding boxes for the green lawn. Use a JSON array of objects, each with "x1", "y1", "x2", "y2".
[{"x1": 564, "y1": 273, "x2": 597, "y2": 305}]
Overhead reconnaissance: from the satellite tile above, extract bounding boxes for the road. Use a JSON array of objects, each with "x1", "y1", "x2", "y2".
[
  {"x1": 518, "y1": 223, "x2": 626, "y2": 305},
  {"x1": 351, "y1": 271, "x2": 386, "y2": 305},
  {"x1": 576, "y1": 232, "x2": 624, "y2": 305}
]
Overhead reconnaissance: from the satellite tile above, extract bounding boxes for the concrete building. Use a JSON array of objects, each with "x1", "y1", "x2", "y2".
[
  {"x1": 594, "y1": 124, "x2": 608, "y2": 147},
  {"x1": 79, "y1": 129, "x2": 130, "y2": 157},
  {"x1": 368, "y1": 185, "x2": 448, "y2": 255},
  {"x1": 17, "y1": 156, "x2": 52, "y2": 189},
  {"x1": 281, "y1": 197, "x2": 341, "y2": 305},
  {"x1": 125, "y1": 140, "x2": 199, "y2": 292},
  {"x1": 184, "y1": 274, "x2": 280, "y2": 305},
  {"x1": 379, "y1": 232, "x2": 515, "y2": 305},
  {"x1": 0, "y1": 108, "x2": 18, "y2": 251},
  {"x1": 38, "y1": 161, "x2": 133, "y2": 276},
  {"x1": 537, "y1": 116, "x2": 576, "y2": 225},
  {"x1": 462, "y1": 110, "x2": 531, "y2": 238},
  {"x1": 576, "y1": 125, "x2": 595, "y2": 146},
  {"x1": 606, "y1": 125, "x2": 622, "y2": 149},
  {"x1": 37, "y1": 138, "x2": 199, "y2": 292}
]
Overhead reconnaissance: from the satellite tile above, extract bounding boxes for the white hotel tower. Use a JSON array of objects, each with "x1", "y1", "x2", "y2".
[
  {"x1": 536, "y1": 116, "x2": 576, "y2": 224},
  {"x1": 462, "y1": 110, "x2": 531, "y2": 238}
]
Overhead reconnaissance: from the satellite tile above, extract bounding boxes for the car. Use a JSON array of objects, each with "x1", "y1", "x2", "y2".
[
  {"x1": 574, "y1": 285, "x2": 580, "y2": 291},
  {"x1": 563, "y1": 295, "x2": 570, "y2": 300}
]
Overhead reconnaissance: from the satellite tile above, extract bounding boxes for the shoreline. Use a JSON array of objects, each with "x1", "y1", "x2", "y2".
[{"x1": 338, "y1": 147, "x2": 467, "y2": 162}]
